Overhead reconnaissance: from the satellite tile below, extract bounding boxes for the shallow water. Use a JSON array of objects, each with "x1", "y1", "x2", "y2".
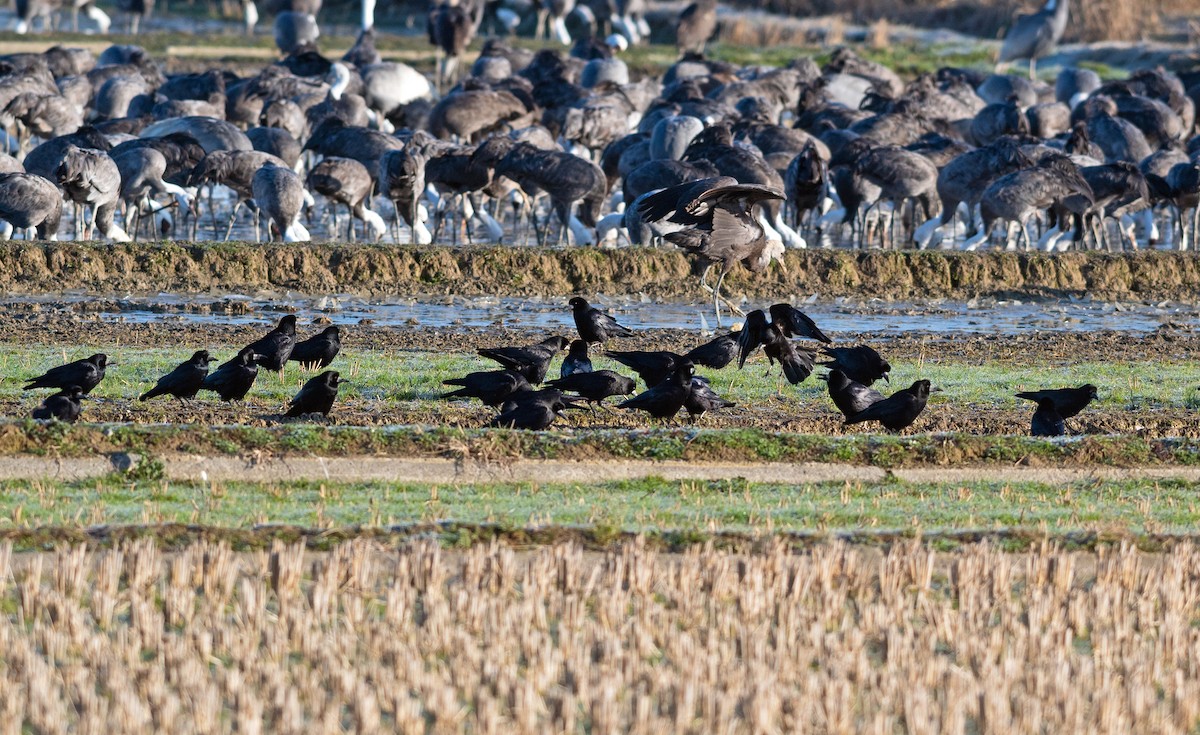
[{"x1": 9, "y1": 291, "x2": 1194, "y2": 335}]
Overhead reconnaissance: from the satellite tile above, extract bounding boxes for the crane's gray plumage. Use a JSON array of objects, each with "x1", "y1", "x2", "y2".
[
  {"x1": 966, "y1": 153, "x2": 1093, "y2": 251},
  {"x1": 307, "y1": 156, "x2": 386, "y2": 240},
  {"x1": 640, "y1": 177, "x2": 785, "y2": 324},
  {"x1": 56, "y1": 144, "x2": 129, "y2": 241},
  {"x1": 675, "y1": 0, "x2": 717, "y2": 54},
  {"x1": 472, "y1": 136, "x2": 606, "y2": 245},
  {"x1": 273, "y1": 12, "x2": 320, "y2": 55},
  {"x1": 0, "y1": 172, "x2": 62, "y2": 239},
  {"x1": 252, "y1": 161, "x2": 309, "y2": 241},
  {"x1": 998, "y1": 0, "x2": 1069, "y2": 80}
]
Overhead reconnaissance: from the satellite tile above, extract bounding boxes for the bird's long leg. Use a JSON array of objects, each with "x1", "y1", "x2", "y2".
[
  {"x1": 1191, "y1": 205, "x2": 1199, "y2": 253},
  {"x1": 222, "y1": 200, "x2": 243, "y2": 241},
  {"x1": 208, "y1": 187, "x2": 221, "y2": 240},
  {"x1": 1028, "y1": 56, "x2": 1037, "y2": 81}
]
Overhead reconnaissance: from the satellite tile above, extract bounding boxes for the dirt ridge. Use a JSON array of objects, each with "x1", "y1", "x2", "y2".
[{"x1": 5, "y1": 243, "x2": 1200, "y2": 299}]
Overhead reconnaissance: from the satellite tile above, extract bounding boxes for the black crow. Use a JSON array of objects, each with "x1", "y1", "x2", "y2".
[
  {"x1": 24, "y1": 353, "x2": 109, "y2": 394},
  {"x1": 606, "y1": 349, "x2": 680, "y2": 388},
  {"x1": 560, "y1": 339, "x2": 593, "y2": 378},
  {"x1": 826, "y1": 368, "x2": 885, "y2": 419},
  {"x1": 289, "y1": 325, "x2": 341, "y2": 369},
  {"x1": 140, "y1": 350, "x2": 211, "y2": 402},
  {"x1": 1015, "y1": 384, "x2": 1097, "y2": 419},
  {"x1": 845, "y1": 379, "x2": 932, "y2": 431},
  {"x1": 736, "y1": 309, "x2": 770, "y2": 368},
  {"x1": 478, "y1": 336, "x2": 570, "y2": 384},
  {"x1": 618, "y1": 361, "x2": 695, "y2": 420},
  {"x1": 246, "y1": 315, "x2": 298, "y2": 372},
  {"x1": 684, "y1": 376, "x2": 735, "y2": 422},
  {"x1": 285, "y1": 370, "x2": 345, "y2": 417},
  {"x1": 569, "y1": 296, "x2": 634, "y2": 343},
  {"x1": 491, "y1": 390, "x2": 577, "y2": 430},
  {"x1": 201, "y1": 347, "x2": 263, "y2": 402},
  {"x1": 32, "y1": 386, "x2": 84, "y2": 423},
  {"x1": 768, "y1": 303, "x2": 832, "y2": 343},
  {"x1": 819, "y1": 345, "x2": 891, "y2": 386},
  {"x1": 763, "y1": 323, "x2": 815, "y2": 384},
  {"x1": 547, "y1": 369, "x2": 637, "y2": 409},
  {"x1": 1031, "y1": 397, "x2": 1066, "y2": 437},
  {"x1": 442, "y1": 369, "x2": 532, "y2": 408},
  {"x1": 684, "y1": 333, "x2": 739, "y2": 369}
]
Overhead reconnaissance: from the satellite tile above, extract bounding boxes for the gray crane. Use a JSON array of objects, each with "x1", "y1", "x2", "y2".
[{"x1": 997, "y1": 0, "x2": 1070, "y2": 81}]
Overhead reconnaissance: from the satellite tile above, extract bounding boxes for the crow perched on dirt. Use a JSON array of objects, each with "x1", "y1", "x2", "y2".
[
  {"x1": 32, "y1": 386, "x2": 84, "y2": 423},
  {"x1": 825, "y1": 368, "x2": 885, "y2": 418},
  {"x1": 560, "y1": 339, "x2": 593, "y2": 378},
  {"x1": 768, "y1": 303, "x2": 832, "y2": 343},
  {"x1": 201, "y1": 347, "x2": 263, "y2": 402},
  {"x1": 569, "y1": 297, "x2": 634, "y2": 343},
  {"x1": 443, "y1": 369, "x2": 532, "y2": 408},
  {"x1": 140, "y1": 350, "x2": 212, "y2": 402},
  {"x1": 1031, "y1": 397, "x2": 1066, "y2": 437},
  {"x1": 478, "y1": 336, "x2": 570, "y2": 384},
  {"x1": 684, "y1": 376, "x2": 735, "y2": 422},
  {"x1": 845, "y1": 379, "x2": 932, "y2": 431},
  {"x1": 246, "y1": 315, "x2": 298, "y2": 372},
  {"x1": 24, "y1": 353, "x2": 109, "y2": 394},
  {"x1": 547, "y1": 370, "x2": 637, "y2": 410},
  {"x1": 285, "y1": 370, "x2": 345, "y2": 418},
  {"x1": 684, "y1": 333, "x2": 739, "y2": 369},
  {"x1": 819, "y1": 345, "x2": 891, "y2": 386},
  {"x1": 618, "y1": 361, "x2": 695, "y2": 420},
  {"x1": 608, "y1": 333, "x2": 737, "y2": 389},
  {"x1": 289, "y1": 325, "x2": 341, "y2": 369},
  {"x1": 1015, "y1": 384, "x2": 1097, "y2": 419},
  {"x1": 491, "y1": 390, "x2": 576, "y2": 430}
]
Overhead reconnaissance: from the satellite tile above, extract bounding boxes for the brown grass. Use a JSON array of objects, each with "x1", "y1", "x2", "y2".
[
  {"x1": 2, "y1": 538, "x2": 1200, "y2": 732},
  {"x1": 722, "y1": 0, "x2": 1185, "y2": 43}
]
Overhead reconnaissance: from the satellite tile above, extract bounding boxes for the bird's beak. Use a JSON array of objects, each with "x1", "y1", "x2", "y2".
[
  {"x1": 932, "y1": 386, "x2": 945, "y2": 393},
  {"x1": 882, "y1": 374, "x2": 889, "y2": 384}
]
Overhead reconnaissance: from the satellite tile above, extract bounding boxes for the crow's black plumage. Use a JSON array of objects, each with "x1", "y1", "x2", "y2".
[
  {"x1": 200, "y1": 347, "x2": 263, "y2": 402},
  {"x1": 605, "y1": 349, "x2": 680, "y2": 388},
  {"x1": 826, "y1": 368, "x2": 885, "y2": 418},
  {"x1": 617, "y1": 361, "x2": 695, "y2": 419},
  {"x1": 32, "y1": 386, "x2": 84, "y2": 423},
  {"x1": 736, "y1": 310, "x2": 770, "y2": 368},
  {"x1": 560, "y1": 339, "x2": 593, "y2": 378},
  {"x1": 1031, "y1": 397, "x2": 1066, "y2": 437},
  {"x1": 684, "y1": 376, "x2": 735, "y2": 422},
  {"x1": 763, "y1": 323, "x2": 815, "y2": 385},
  {"x1": 491, "y1": 391, "x2": 575, "y2": 430},
  {"x1": 1015, "y1": 384, "x2": 1097, "y2": 419},
  {"x1": 570, "y1": 296, "x2": 634, "y2": 343},
  {"x1": 819, "y1": 345, "x2": 891, "y2": 386},
  {"x1": 845, "y1": 379, "x2": 932, "y2": 431},
  {"x1": 684, "y1": 333, "x2": 739, "y2": 370},
  {"x1": 140, "y1": 350, "x2": 211, "y2": 402},
  {"x1": 547, "y1": 369, "x2": 636, "y2": 409},
  {"x1": 24, "y1": 353, "x2": 109, "y2": 394},
  {"x1": 289, "y1": 326, "x2": 341, "y2": 369},
  {"x1": 246, "y1": 315, "x2": 298, "y2": 372},
  {"x1": 768, "y1": 303, "x2": 832, "y2": 343},
  {"x1": 442, "y1": 369, "x2": 532, "y2": 408},
  {"x1": 285, "y1": 370, "x2": 345, "y2": 417},
  {"x1": 478, "y1": 336, "x2": 570, "y2": 384}
]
